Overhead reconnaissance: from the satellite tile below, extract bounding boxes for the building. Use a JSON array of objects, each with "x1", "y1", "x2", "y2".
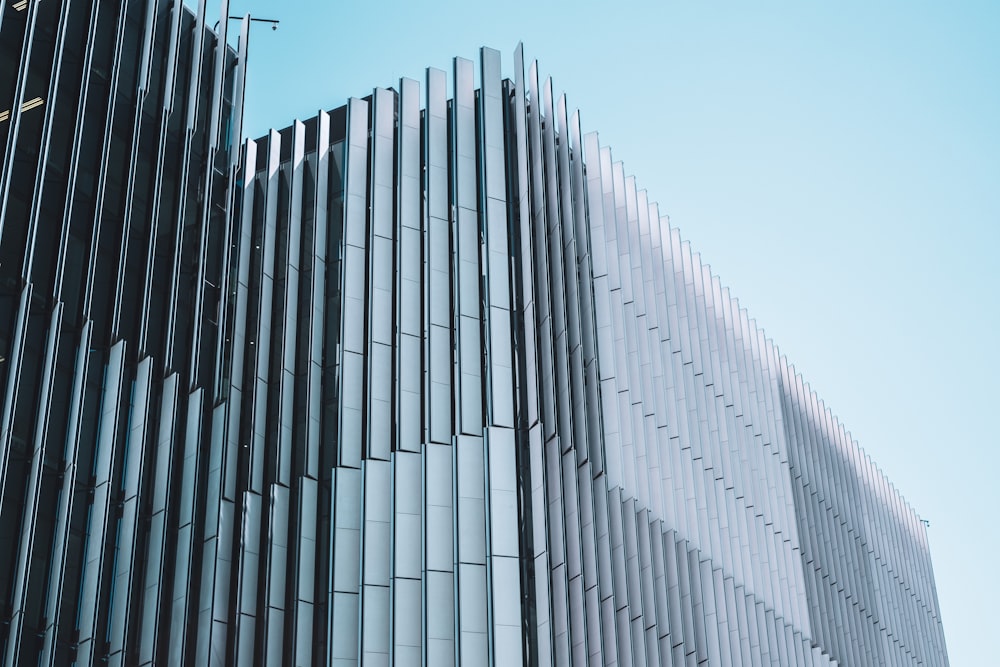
[{"x1": 0, "y1": 1, "x2": 949, "y2": 665}]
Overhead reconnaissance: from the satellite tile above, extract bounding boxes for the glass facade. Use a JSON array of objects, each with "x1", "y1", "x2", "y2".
[{"x1": 0, "y1": 3, "x2": 948, "y2": 666}]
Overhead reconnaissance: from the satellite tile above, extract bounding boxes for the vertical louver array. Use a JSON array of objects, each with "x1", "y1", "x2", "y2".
[
  {"x1": 0, "y1": 3, "x2": 948, "y2": 663},
  {"x1": 0, "y1": 0, "x2": 245, "y2": 664}
]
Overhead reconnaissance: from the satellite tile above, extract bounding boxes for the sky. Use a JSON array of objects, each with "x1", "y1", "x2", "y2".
[{"x1": 218, "y1": 1, "x2": 999, "y2": 663}]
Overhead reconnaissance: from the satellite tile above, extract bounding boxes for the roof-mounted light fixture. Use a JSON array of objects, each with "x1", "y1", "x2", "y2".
[
  {"x1": 213, "y1": 15, "x2": 280, "y2": 32},
  {"x1": 12, "y1": 0, "x2": 29, "y2": 12}
]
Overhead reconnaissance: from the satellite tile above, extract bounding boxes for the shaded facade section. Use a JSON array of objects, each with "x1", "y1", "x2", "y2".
[{"x1": 0, "y1": 0, "x2": 246, "y2": 664}]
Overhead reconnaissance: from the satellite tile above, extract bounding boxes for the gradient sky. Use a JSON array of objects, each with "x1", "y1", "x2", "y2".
[{"x1": 215, "y1": 1, "x2": 1000, "y2": 662}]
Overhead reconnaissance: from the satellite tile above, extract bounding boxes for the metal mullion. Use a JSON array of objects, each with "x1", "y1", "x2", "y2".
[
  {"x1": 554, "y1": 96, "x2": 590, "y2": 474},
  {"x1": 220, "y1": 138, "x2": 256, "y2": 507},
  {"x1": 229, "y1": 16, "x2": 249, "y2": 164},
  {"x1": 561, "y1": 447, "x2": 588, "y2": 662},
  {"x1": 362, "y1": 86, "x2": 397, "y2": 660},
  {"x1": 509, "y1": 46, "x2": 549, "y2": 664},
  {"x1": 606, "y1": 162, "x2": 639, "y2": 504},
  {"x1": 193, "y1": 401, "x2": 231, "y2": 665},
  {"x1": 292, "y1": 476, "x2": 319, "y2": 666},
  {"x1": 225, "y1": 139, "x2": 258, "y2": 663},
  {"x1": 539, "y1": 80, "x2": 572, "y2": 458},
  {"x1": 288, "y1": 109, "x2": 329, "y2": 666},
  {"x1": 422, "y1": 439, "x2": 457, "y2": 663},
  {"x1": 525, "y1": 423, "x2": 555, "y2": 664},
  {"x1": 105, "y1": 355, "x2": 153, "y2": 666},
  {"x1": 425, "y1": 66, "x2": 451, "y2": 446},
  {"x1": 480, "y1": 47, "x2": 514, "y2": 430},
  {"x1": 305, "y1": 111, "x2": 329, "y2": 478},
  {"x1": 206, "y1": 0, "x2": 230, "y2": 150},
  {"x1": 579, "y1": 132, "x2": 610, "y2": 409},
  {"x1": 135, "y1": 0, "x2": 158, "y2": 98},
  {"x1": 576, "y1": 463, "x2": 605, "y2": 665},
  {"x1": 187, "y1": 1, "x2": 234, "y2": 387},
  {"x1": 2, "y1": 303, "x2": 61, "y2": 667},
  {"x1": 19, "y1": 0, "x2": 75, "y2": 292},
  {"x1": 38, "y1": 320, "x2": 92, "y2": 666},
  {"x1": 703, "y1": 274, "x2": 726, "y2": 402},
  {"x1": 421, "y1": 66, "x2": 456, "y2": 662},
  {"x1": 181, "y1": 0, "x2": 223, "y2": 386},
  {"x1": 525, "y1": 61, "x2": 557, "y2": 446},
  {"x1": 532, "y1": 72, "x2": 575, "y2": 667},
  {"x1": 247, "y1": 129, "x2": 279, "y2": 493},
  {"x1": 641, "y1": 199, "x2": 671, "y2": 524},
  {"x1": 210, "y1": 17, "x2": 248, "y2": 400},
  {"x1": 661, "y1": 530, "x2": 685, "y2": 663},
  {"x1": 0, "y1": 0, "x2": 41, "y2": 243},
  {"x1": 78, "y1": 1, "x2": 131, "y2": 336},
  {"x1": 390, "y1": 449, "x2": 421, "y2": 663},
  {"x1": 629, "y1": 184, "x2": 663, "y2": 518},
  {"x1": 134, "y1": 118, "x2": 177, "y2": 358},
  {"x1": 366, "y1": 88, "x2": 394, "y2": 462},
  {"x1": 676, "y1": 540, "x2": 700, "y2": 664},
  {"x1": 274, "y1": 119, "x2": 305, "y2": 487},
  {"x1": 454, "y1": 431, "x2": 489, "y2": 665},
  {"x1": 49, "y1": 0, "x2": 101, "y2": 309},
  {"x1": 137, "y1": 370, "x2": 179, "y2": 665},
  {"x1": 0, "y1": 283, "x2": 29, "y2": 516},
  {"x1": 234, "y1": 488, "x2": 263, "y2": 662},
  {"x1": 165, "y1": 386, "x2": 204, "y2": 664},
  {"x1": 159, "y1": 0, "x2": 184, "y2": 116},
  {"x1": 649, "y1": 520, "x2": 672, "y2": 656},
  {"x1": 337, "y1": 97, "x2": 369, "y2": 469},
  {"x1": 657, "y1": 226, "x2": 685, "y2": 533},
  {"x1": 108, "y1": 357, "x2": 152, "y2": 664},
  {"x1": 451, "y1": 57, "x2": 481, "y2": 439},
  {"x1": 262, "y1": 480, "x2": 290, "y2": 663},
  {"x1": 108, "y1": 134, "x2": 145, "y2": 315},
  {"x1": 396, "y1": 77, "x2": 421, "y2": 453},
  {"x1": 478, "y1": 46, "x2": 522, "y2": 666},
  {"x1": 359, "y1": 458, "x2": 392, "y2": 663},
  {"x1": 593, "y1": 143, "x2": 625, "y2": 491},
  {"x1": 787, "y1": 369, "x2": 821, "y2": 637},
  {"x1": 76, "y1": 339, "x2": 127, "y2": 667},
  {"x1": 197, "y1": 136, "x2": 250, "y2": 651},
  {"x1": 606, "y1": 486, "x2": 634, "y2": 665},
  {"x1": 159, "y1": 35, "x2": 197, "y2": 371},
  {"x1": 722, "y1": 571, "x2": 744, "y2": 666},
  {"x1": 510, "y1": 46, "x2": 540, "y2": 434},
  {"x1": 236, "y1": 132, "x2": 280, "y2": 658},
  {"x1": 326, "y1": 465, "x2": 362, "y2": 663},
  {"x1": 568, "y1": 115, "x2": 604, "y2": 481},
  {"x1": 635, "y1": 509, "x2": 661, "y2": 665},
  {"x1": 718, "y1": 286, "x2": 738, "y2": 409}
]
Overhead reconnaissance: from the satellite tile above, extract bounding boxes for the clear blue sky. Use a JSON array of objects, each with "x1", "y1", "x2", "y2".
[{"x1": 219, "y1": 1, "x2": 999, "y2": 662}]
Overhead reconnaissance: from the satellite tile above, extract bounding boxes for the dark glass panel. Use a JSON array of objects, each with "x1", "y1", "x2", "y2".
[
  {"x1": 0, "y1": 0, "x2": 29, "y2": 159},
  {"x1": 171, "y1": 20, "x2": 212, "y2": 380}
]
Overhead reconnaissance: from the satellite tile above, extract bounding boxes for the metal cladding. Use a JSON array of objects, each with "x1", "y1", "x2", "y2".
[{"x1": 0, "y1": 3, "x2": 948, "y2": 665}]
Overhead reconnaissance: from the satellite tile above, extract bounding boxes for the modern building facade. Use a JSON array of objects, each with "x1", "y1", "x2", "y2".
[{"x1": 0, "y1": 1, "x2": 948, "y2": 666}]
